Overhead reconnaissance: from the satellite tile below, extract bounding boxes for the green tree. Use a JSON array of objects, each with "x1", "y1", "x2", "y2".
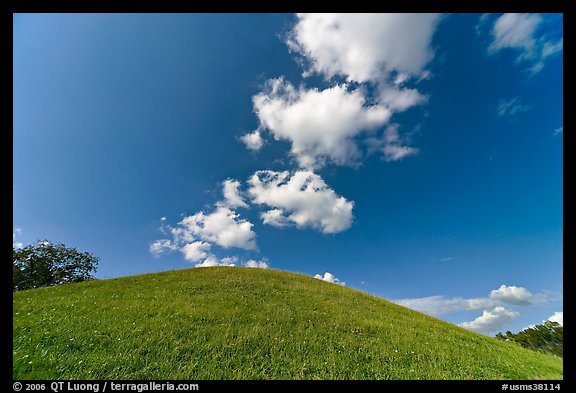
[
  {"x1": 495, "y1": 321, "x2": 563, "y2": 358},
  {"x1": 13, "y1": 240, "x2": 99, "y2": 291}
]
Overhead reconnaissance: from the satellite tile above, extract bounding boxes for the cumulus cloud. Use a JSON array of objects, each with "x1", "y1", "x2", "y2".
[
  {"x1": 547, "y1": 311, "x2": 563, "y2": 326},
  {"x1": 248, "y1": 169, "x2": 354, "y2": 233},
  {"x1": 180, "y1": 241, "x2": 211, "y2": 262},
  {"x1": 244, "y1": 14, "x2": 441, "y2": 165},
  {"x1": 240, "y1": 130, "x2": 264, "y2": 151},
  {"x1": 252, "y1": 78, "x2": 391, "y2": 168},
  {"x1": 177, "y1": 206, "x2": 256, "y2": 250},
  {"x1": 221, "y1": 179, "x2": 248, "y2": 209},
  {"x1": 314, "y1": 272, "x2": 345, "y2": 286},
  {"x1": 459, "y1": 307, "x2": 519, "y2": 333},
  {"x1": 489, "y1": 285, "x2": 534, "y2": 305},
  {"x1": 245, "y1": 259, "x2": 270, "y2": 269},
  {"x1": 488, "y1": 13, "x2": 562, "y2": 73},
  {"x1": 288, "y1": 13, "x2": 442, "y2": 83},
  {"x1": 395, "y1": 296, "x2": 496, "y2": 316},
  {"x1": 497, "y1": 96, "x2": 530, "y2": 117},
  {"x1": 150, "y1": 178, "x2": 258, "y2": 268}
]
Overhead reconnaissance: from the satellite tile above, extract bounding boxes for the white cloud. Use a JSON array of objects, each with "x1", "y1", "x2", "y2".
[
  {"x1": 497, "y1": 96, "x2": 530, "y2": 117},
  {"x1": 179, "y1": 206, "x2": 256, "y2": 250},
  {"x1": 245, "y1": 259, "x2": 269, "y2": 269},
  {"x1": 247, "y1": 14, "x2": 441, "y2": 165},
  {"x1": 440, "y1": 257, "x2": 454, "y2": 262},
  {"x1": 195, "y1": 255, "x2": 237, "y2": 268},
  {"x1": 488, "y1": 13, "x2": 562, "y2": 73},
  {"x1": 547, "y1": 311, "x2": 563, "y2": 326},
  {"x1": 252, "y1": 78, "x2": 391, "y2": 168},
  {"x1": 489, "y1": 285, "x2": 534, "y2": 305},
  {"x1": 554, "y1": 126, "x2": 563, "y2": 135},
  {"x1": 288, "y1": 13, "x2": 441, "y2": 83},
  {"x1": 314, "y1": 272, "x2": 345, "y2": 286},
  {"x1": 160, "y1": 216, "x2": 167, "y2": 221},
  {"x1": 240, "y1": 130, "x2": 264, "y2": 151},
  {"x1": 395, "y1": 296, "x2": 496, "y2": 316},
  {"x1": 459, "y1": 307, "x2": 519, "y2": 333},
  {"x1": 221, "y1": 179, "x2": 248, "y2": 209},
  {"x1": 489, "y1": 13, "x2": 541, "y2": 56},
  {"x1": 180, "y1": 241, "x2": 211, "y2": 262},
  {"x1": 149, "y1": 239, "x2": 177, "y2": 257},
  {"x1": 248, "y1": 169, "x2": 354, "y2": 234}
]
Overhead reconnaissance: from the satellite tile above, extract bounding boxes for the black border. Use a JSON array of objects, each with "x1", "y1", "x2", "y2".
[{"x1": 5, "y1": 0, "x2": 572, "y2": 390}]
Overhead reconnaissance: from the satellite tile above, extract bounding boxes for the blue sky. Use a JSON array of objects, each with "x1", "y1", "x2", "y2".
[{"x1": 13, "y1": 13, "x2": 563, "y2": 335}]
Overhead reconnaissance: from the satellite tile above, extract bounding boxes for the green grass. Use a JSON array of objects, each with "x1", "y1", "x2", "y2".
[{"x1": 13, "y1": 267, "x2": 562, "y2": 379}]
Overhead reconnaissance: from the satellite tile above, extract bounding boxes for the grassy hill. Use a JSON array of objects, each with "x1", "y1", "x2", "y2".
[{"x1": 13, "y1": 267, "x2": 562, "y2": 379}]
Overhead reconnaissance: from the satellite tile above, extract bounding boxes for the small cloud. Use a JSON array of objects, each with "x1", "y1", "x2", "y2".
[
  {"x1": 554, "y1": 126, "x2": 563, "y2": 135},
  {"x1": 547, "y1": 311, "x2": 563, "y2": 326},
  {"x1": 439, "y1": 256, "x2": 454, "y2": 262},
  {"x1": 195, "y1": 255, "x2": 236, "y2": 268},
  {"x1": 459, "y1": 307, "x2": 519, "y2": 333},
  {"x1": 160, "y1": 216, "x2": 167, "y2": 221},
  {"x1": 314, "y1": 272, "x2": 345, "y2": 286},
  {"x1": 240, "y1": 130, "x2": 264, "y2": 151},
  {"x1": 497, "y1": 96, "x2": 530, "y2": 117},
  {"x1": 244, "y1": 259, "x2": 269, "y2": 269},
  {"x1": 149, "y1": 239, "x2": 178, "y2": 257},
  {"x1": 220, "y1": 179, "x2": 248, "y2": 209}
]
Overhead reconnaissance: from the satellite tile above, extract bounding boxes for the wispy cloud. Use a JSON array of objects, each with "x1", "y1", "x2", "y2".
[
  {"x1": 487, "y1": 13, "x2": 562, "y2": 74},
  {"x1": 395, "y1": 283, "x2": 554, "y2": 334},
  {"x1": 554, "y1": 126, "x2": 563, "y2": 135},
  {"x1": 497, "y1": 96, "x2": 530, "y2": 117}
]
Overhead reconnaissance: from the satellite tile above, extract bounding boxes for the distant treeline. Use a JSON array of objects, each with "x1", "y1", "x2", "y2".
[{"x1": 495, "y1": 321, "x2": 562, "y2": 358}]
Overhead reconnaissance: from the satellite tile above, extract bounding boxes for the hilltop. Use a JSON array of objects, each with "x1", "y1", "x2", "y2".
[{"x1": 13, "y1": 267, "x2": 562, "y2": 379}]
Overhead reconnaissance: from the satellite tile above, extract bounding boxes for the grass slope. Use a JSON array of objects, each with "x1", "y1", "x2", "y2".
[{"x1": 13, "y1": 267, "x2": 562, "y2": 379}]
